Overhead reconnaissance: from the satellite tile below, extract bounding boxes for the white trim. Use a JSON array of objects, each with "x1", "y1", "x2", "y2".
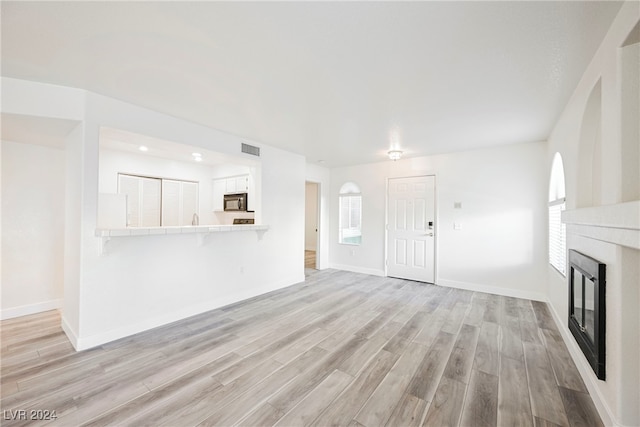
[
  {"x1": 61, "y1": 315, "x2": 80, "y2": 350},
  {"x1": 0, "y1": 299, "x2": 62, "y2": 320},
  {"x1": 329, "y1": 263, "x2": 386, "y2": 277},
  {"x1": 385, "y1": 174, "x2": 438, "y2": 283},
  {"x1": 66, "y1": 275, "x2": 304, "y2": 351},
  {"x1": 546, "y1": 300, "x2": 621, "y2": 427},
  {"x1": 437, "y1": 279, "x2": 546, "y2": 302}
]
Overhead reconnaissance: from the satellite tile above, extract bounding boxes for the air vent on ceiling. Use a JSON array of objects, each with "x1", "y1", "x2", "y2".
[{"x1": 241, "y1": 143, "x2": 260, "y2": 157}]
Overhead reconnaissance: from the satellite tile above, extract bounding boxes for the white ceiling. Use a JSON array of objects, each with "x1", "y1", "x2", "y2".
[
  {"x1": 100, "y1": 127, "x2": 258, "y2": 168},
  {"x1": 1, "y1": 1, "x2": 623, "y2": 167}
]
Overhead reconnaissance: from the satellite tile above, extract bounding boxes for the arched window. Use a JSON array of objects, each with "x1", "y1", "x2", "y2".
[
  {"x1": 339, "y1": 182, "x2": 362, "y2": 245},
  {"x1": 549, "y1": 153, "x2": 567, "y2": 275}
]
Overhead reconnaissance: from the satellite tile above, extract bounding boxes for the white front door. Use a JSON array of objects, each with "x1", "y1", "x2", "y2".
[{"x1": 387, "y1": 176, "x2": 436, "y2": 283}]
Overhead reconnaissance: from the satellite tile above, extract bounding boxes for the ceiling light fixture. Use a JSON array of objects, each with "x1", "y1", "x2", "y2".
[
  {"x1": 388, "y1": 150, "x2": 403, "y2": 161},
  {"x1": 139, "y1": 146, "x2": 148, "y2": 152},
  {"x1": 192, "y1": 152, "x2": 202, "y2": 158}
]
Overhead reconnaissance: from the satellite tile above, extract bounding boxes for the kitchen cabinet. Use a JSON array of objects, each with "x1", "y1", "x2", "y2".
[
  {"x1": 225, "y1": 175, "x2": 248, "y2": 193},
  {"x1": 212, "y1": 179, "x2": 226, "y2": 211},
  {"x1": 212, "y1": 174, "x2": 253, "y2": 211}
]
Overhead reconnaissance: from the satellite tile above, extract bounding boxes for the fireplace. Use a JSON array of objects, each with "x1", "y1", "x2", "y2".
[{"x1": 568, "y1": 249, "x2": 606, "y2": 380}]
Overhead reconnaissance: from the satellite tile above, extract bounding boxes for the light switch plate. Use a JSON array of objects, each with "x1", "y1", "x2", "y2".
[{"x1": 454, "y1": 223, "x2": 462, "y2": 230}]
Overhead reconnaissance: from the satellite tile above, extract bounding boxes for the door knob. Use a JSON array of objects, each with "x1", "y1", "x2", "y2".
[{"x1": 426, "y1": 232, "x2": 434, "y2": 237}]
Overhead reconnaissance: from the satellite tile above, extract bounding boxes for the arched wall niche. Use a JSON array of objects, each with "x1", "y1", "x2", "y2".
[
  {"x1": 576, "y1": 79, "x2": 603, "y2": 208},
  {"x1": 620, "y1": 20, "x2": 640, "y2": 202}
]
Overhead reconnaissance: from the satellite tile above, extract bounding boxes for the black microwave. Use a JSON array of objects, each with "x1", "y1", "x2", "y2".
[{"x1": 224, "y1": 193, "x2": 248, "y2": 211}]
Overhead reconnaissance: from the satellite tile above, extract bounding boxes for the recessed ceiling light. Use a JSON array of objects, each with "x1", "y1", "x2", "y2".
[
  {"x1": 192, "y1": 152, "x2": 202, "y2": 158},
  {"x1": 139, "y1": 146, "x2": 148, "y2": 152},
  {"x1": 194, "y1": 157, "x2": 202, "y2": 162}
]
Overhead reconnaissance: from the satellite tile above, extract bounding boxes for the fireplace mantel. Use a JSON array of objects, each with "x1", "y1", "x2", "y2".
[{"x1": 562, "y1": 201, "x2": 640, "y2": 250}]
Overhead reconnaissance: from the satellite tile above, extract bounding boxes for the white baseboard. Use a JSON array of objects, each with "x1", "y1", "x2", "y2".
[
  {"x1": 546, "y1": 300, "x2": 620, "y2": 427},
  {"x1": 1, "y1": 299, "x2": 62, "y2": 320},
  {"x1": 61, "y1": 315, "x2": 80, "y2": 350},
  {"x1": 69, "y1": 275, "x2": 305, "y2": 351},
  {"x1": 329, "y1": 263, "x2": 386, "y2": 277},
  {"x1": 437, "y1": 279, "x2": 547, "y2": 301}
]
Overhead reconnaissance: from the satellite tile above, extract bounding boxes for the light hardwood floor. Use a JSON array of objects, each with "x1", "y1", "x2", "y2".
[
  {"x1": 305, "y1": 251, "x2": 316, "y2": 270},
  {"x1": 1, "y1": 270, "x2": 602, "y2": 427}
]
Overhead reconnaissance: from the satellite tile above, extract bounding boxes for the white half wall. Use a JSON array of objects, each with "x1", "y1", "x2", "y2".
[
  {"x1": 1, "y1": 140, "x2": 65, "y2": 319},
  {"x1": 329, "y1": 141, "x2": 548, "y2": 300},
  {"x1": 73, "y1": 91, "x2": 305, "y2": 349}
]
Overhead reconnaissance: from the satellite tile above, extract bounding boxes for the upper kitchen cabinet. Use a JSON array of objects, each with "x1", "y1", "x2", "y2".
[
  {"x1": 226, "y1": 175, "x2": 249, "y2": 194},
  {"x1": 213, "y1": 174, "x2": 255, "y2": 212}
]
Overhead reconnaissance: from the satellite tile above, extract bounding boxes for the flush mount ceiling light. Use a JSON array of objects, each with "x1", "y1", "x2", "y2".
[
  {"x1": 139, "y1": 145, "x2": 148, "y2": 152},
  {"x1": 388, "y1": 150, "x2": 403, "y2": 161},
  {"x1": 192, "y1": 152, "x2": 202, "y2": 162}
]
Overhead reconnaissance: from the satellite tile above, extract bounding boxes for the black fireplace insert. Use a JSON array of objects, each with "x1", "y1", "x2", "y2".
[{"x1": 568, "y1": 249, "x2": 606, "y2": 380}]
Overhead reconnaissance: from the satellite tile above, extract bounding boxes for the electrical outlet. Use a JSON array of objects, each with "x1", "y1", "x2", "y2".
[{"x1": 350, "y1": 249, "x2": 356, "y2": 256}]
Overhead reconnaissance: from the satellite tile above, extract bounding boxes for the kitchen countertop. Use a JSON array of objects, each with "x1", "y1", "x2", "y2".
[{"x1": 95, "y1": 224, "x2": 269, "y2": 237}]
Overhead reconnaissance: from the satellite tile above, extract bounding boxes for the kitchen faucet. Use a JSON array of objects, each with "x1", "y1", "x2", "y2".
[{"x1": 192, "y1": 213, "x2": 199, "y2": 226}]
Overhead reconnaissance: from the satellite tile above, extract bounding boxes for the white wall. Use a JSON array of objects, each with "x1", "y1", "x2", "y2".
[
  {"x1": 1, "y1": 140, "x2": 65, "y2": 318},
  {"x1": 305, "y1": 182, "x2": 318, "y2": 251},
  {"x1": 546, "y1": 3, "x2": 639, "y2": 426},
  {"x1": 330, "y1": 141, "x2": 548, "y2": 300}
]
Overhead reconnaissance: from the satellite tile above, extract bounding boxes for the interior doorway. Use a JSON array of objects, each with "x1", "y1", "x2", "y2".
[
  {"x1": 386, "y1": 175, "x2": 436, "y2": 283},
  {"x1": 305, "y1": 181, "x2": 319, "y2": 270}
]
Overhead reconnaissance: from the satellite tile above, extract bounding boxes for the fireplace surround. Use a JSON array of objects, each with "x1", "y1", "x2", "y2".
[{"x1": 568, "y1": 249, "x2": 606, "y2": 380}]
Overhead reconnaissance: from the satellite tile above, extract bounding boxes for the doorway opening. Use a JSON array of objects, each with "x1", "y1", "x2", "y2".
[{"x1": 305, "y1": 181, "x2": 320, "y2": 271}]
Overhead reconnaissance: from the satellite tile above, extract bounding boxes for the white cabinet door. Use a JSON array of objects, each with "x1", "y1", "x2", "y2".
[
  {"x1": 181, "y1": 181, "x2": 198, "y2": 225},
  {"x1": 140, "y1": 178, "x2": 161, "y2": 227},
  {"x1": 225, "y1": 178, "x2": 237, "y2": 194},
  {"x1": 247, "y1": 174, "x2": 255, "y2": 211},
  {"x1": 235, "y1": 176, "x2": 248, "y2": 192},
  {"x1": 162, "y1": 179, "x2": 181, "y2": 226},
  {"x1": 212, "y1": 179, "x2": 226, "y2": 211},
  {"x1": 223, "y1": 175, "x2": 249, "y2": 194},
  {"x1": 162, "y1": 179, "x2": 199, "y2": 226},
  {"x1": 118, "y1": 174, "x2": 161, "y2": 227},
  {"x1": 119, "y1": 174, "x2": 140, "y2": 227}
]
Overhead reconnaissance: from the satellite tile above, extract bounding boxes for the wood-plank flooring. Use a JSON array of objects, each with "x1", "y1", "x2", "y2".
[
  {"x1": 1, "y1": 270, "x2": 602, "y2": 427},
  {"x1": 305, "y1": 250, "x2": 316, "y2": 269}
]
